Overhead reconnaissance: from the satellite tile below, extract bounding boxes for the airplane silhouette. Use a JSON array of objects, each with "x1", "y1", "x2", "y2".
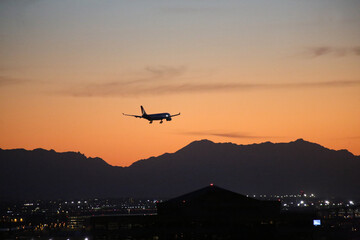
[{"x1": 123, "y1": 106, "x2": 180, "y2": 124}]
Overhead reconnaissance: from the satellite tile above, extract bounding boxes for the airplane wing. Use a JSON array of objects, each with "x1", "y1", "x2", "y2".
[
  {"x1": 123, "y1": 113, "x2": 142, "y2": 118},
  {"x1": 170, "y1": 113, "x2": 181, "y2": 117}
]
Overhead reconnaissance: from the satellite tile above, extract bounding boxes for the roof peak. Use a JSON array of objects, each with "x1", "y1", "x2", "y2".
[{"x1": 162, "y1": 184, "x2": 255, "y2": 204}]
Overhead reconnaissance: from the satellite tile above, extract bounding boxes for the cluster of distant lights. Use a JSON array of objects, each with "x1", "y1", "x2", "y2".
[
  {"x1": 2, "y1": 198, "x2": 159, "y2": 231},
  {"x1": 246, "y1": 193, "x2": 316, "y2": 198},
  {"x1": 285, "y1": 200, "x2": 356, "y2": 208},
  {"x1": 319, "y1": 200, "x2": 355, "y2": 207},
  {"x1": 47, "y1": 238, "x2": 88, "y2": 240},
  {"x1": 17, "y1": 199, "x2": 158, "y2": 213},
  {"x1": 242, "y1": 193, "x2": 357, "y2": 209}
]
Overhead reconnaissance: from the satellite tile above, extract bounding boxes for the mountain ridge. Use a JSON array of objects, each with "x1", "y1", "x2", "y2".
[
  {"x1": 1, "y1": 139, "x2": 359, "y2": 200},
  {"x1": 1, "y1": 138, "x2": 357, "y2": 168}
]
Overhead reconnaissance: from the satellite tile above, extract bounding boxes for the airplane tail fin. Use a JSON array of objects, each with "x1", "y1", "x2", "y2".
[{"x1": 141, "y1": 106, "x2": 147, "y2": 116}]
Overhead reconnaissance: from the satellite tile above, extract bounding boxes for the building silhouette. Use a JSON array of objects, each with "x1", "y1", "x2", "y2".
[{"x1": 91, "y1": 185, "x2": 282, "y2": 239}]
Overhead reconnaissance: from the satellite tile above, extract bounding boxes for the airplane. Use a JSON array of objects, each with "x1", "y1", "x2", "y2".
[{"x1": 123, "y1": 106, "x2": 180, "y2": 124}]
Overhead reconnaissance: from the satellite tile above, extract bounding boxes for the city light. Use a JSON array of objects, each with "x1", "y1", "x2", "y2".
[{"x1": 313, "y1": 220, "x2": 321, "y2": 226}]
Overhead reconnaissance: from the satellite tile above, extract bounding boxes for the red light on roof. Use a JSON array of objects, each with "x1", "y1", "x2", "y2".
[{"x1": 210, "y1": 183, "x2": 214, "y2": 186}]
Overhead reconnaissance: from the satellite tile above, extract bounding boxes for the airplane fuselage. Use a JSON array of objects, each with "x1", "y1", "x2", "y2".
[{"x1": 143, "y1": 113, "x2": 172, "y2": 121}]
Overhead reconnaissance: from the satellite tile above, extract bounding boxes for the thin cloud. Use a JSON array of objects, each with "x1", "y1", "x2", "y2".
[
  {"x1": 122, "y1": 66, "x2": 186, "y2": 85},
  {"x1": 145, "y1": 66, "x2": 185, "y2": 79},
  {"x1": 0, "y1": 76, "x2": 27, "y2": 86},
  {"x1": 352, "y1": 47, "x2": 360, "y2": 55},
  {"x1": 305, "y1": 46, "x2": 360, "y2": 58},
  {"x1": 180, "y1": 131, "x2": 275, "y2": 139},
  {"x1": 65, "y1": 79, "x2": 360, "y2": 97}
]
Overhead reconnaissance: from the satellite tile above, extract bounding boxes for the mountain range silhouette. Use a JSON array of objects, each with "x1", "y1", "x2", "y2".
[{"x1": 1, "y1": 139, "x2": 359, "y2": 200}]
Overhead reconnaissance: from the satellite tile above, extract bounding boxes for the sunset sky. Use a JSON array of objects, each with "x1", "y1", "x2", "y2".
[{"x1": 1, "y1": 0, "x2": 359, "y2": 166}]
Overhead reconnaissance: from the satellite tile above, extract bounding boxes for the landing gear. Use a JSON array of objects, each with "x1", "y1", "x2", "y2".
[
  {"x1": 160, "y1": 120, "x2": 163, "y2": 124},
  {"x1": 149, "y1": 121, "x2": 153, "y2": 124}
]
